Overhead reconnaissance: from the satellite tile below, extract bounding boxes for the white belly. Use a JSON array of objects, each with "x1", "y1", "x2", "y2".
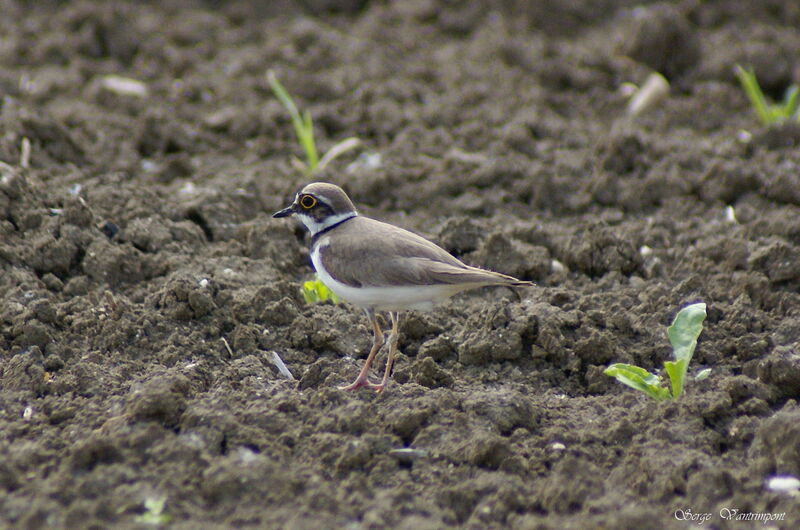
[{"x1": 311, "y1": 242, "x2": 469, "y2": 311}]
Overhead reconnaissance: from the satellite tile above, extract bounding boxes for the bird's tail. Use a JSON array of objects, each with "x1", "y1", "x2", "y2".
[{"x1": 466, "y1": 266, "x2": 535, "y2": 287}]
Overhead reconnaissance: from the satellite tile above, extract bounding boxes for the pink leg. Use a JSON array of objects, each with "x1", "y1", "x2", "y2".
[
  {"x1": 338, "y1": 309, "x2": 385, "y2": 391},
  {"x1": 373, "y1": 311, "x2": 400, "y2": 393}
]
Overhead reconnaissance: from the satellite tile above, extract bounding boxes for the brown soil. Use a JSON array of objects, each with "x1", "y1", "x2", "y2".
[{"x1": 2, "y1": 1, "x2": 800, "y2": 528}]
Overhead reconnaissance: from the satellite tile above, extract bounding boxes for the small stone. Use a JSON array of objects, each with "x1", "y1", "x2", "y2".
[
  {"x1": 413, "y1": 357, "x2": 455, "y2": 389},
  {"x1": 41, "y1": 273, "x2": 64, "y2": 292},
  {"x1": 99, "y1": 75, "x2": 149, "y2": 98},
  {"x1": 188, "y1": 289, "x2": 216, "y2": 318},
  {"x1": 417, "y1": 335, "x2": 455, "y2": 361},
  {"x1": 766, "y1": 475, "x2": 800, "y2": 493},
  {"x1": 43, "y1": 354, "x2": 65, "y2": 372},
  {"x1": 99, "y1": 221, "x2": 120, "y2": 239},
  {"x1": 16, "y1": 320, "x2": 52, "y2": 349}
]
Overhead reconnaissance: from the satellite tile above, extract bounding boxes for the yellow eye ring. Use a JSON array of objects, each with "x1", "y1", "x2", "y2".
[{"x1": 299, "y1": 195, "x2": 317, "y2": 209}]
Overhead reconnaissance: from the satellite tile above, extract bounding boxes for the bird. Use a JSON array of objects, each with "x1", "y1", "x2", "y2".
[{"x1": 273, "y1": 182, "x2": 534, "y2": 392}]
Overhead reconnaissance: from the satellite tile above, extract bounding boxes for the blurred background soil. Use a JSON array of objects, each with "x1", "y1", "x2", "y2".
[{"x1": 1, "y1": 0, "x2": 800, "y2": 527}]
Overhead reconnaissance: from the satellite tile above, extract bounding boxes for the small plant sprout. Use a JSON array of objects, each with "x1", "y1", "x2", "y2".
[
  {"x1": 267, "y1": 70, "x2": 361, "y2": 176},
  {"x1": 734, "y1": 65, "x2": 800, "y2": 126},
  {"x1": 604, "y1": 302, "x2": 707, "y2": 401},
  {"x1": 302, "y1": 275, "x2": 340, "y2": 304},
  {"x1": 135, "y1": 495, "x2": 171, "y2": 525},
  {"x1": 626, "y1": 71, "x2": 670, "y2": 117},
  {"x1": 695, "y1": 367, "x2": 712, "y2": 381}
]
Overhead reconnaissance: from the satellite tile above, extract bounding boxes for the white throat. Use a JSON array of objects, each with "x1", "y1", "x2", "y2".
[{"x1": 297, "y1": 212, "x2": 356, "y2": 236}]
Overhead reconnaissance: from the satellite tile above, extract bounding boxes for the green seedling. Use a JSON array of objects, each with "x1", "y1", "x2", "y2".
[
  {"x1": 302, "y1": 275, "x2": 340, "y2": 304},
  {"x1": 604, "y1": 302, "x2": 707, "y2": 401},
  {"x1": 734, "y1": 65, "x2": 800, "y2": 126},
  {"x1": 134, "y1": 496, "x2": 171, "y2": 525},
  {"x1": 267, "y1": 70, "x2": 361, "y2": 176}
]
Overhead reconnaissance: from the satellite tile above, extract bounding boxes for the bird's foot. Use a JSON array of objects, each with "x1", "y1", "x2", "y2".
[{"x1": 338, "y1": 377, "x2": 385, "y2": 392}]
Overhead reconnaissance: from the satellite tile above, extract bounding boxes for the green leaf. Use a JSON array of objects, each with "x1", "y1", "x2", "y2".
[
  {"x1": 301, "y1": 276, "x2": 340, "y2": 305},
  {"x1": 301, "y1": 110, "x2": 318, "y2": 170},
  {"x1": 604, "y1": 363, "x2": 671, "y2": 401},
  {"x1": 667, "y1": 303, "x2": 707, "y2": 362},
  {"x1": 665, "y1": 302, "x2": 706, "y2": 398},
  {"x1": 734, "y1": 65, "x2": 800, "y2": 125},
  {"x1": 302, "y1": 281, "x2": 317, "y2": 304},
  {"x1": 783, "y1": 85, "x2": 799, "y2": 117},
  {"x1": 267, "y1": 70, "x2": 362, "y2": 176},
  {"x1": 735, "y1": 65, "x2": 774, "y2": 125},
  {"x1": 267, "y1": 71, "x2": 299, "y2": 117},
  {"x1": 664, "y1": 358, "x2": 687, "y2": 398},
  {"x1": 267, "y1": 70, "x2": 319, "y2": 174},
  {"x1": 135, "y1": 496, "x2": 171, "y2": 525},
  {"x1": 321, "y1": 281, "x2": 340, "y2": 304}
]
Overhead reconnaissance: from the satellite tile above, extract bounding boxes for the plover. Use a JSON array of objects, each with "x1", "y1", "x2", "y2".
[{"x1": 274, "y1": 182, "x2": 533, "y2": 392}]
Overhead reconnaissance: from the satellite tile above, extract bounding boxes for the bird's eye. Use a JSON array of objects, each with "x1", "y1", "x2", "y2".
[{"x1": 299, "y1": 195, "x2": 317, "y2": 209}]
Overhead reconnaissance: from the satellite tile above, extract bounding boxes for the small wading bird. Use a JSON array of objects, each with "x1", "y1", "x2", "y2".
[{"x1": 274, "y1": 182, "x2": 533, "y2": 392}]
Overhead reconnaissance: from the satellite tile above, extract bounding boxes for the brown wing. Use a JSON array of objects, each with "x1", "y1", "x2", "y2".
[{"x1": 317, "y1": 217, "x2": 530, "y2": 288}]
